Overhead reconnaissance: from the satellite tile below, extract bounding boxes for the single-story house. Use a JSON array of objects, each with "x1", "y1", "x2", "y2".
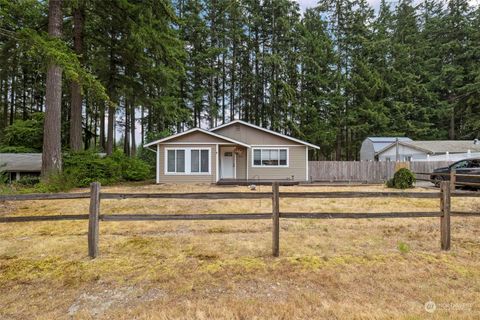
[
  {"x1": 376, "y1": 140, "x2": 480, "y2": 161},
  {"x1": 144, "y1": 120, "x2": 320, "y2": 184},
  {"x1": 360, "y1": 137, "x2": 412, "y2": 161},
  {"x1": 0, "y1": 153, "x2": 42, "y2": 182},
  {"x1": 415, "y1": 151, "x2": 480, "y2": 162}
]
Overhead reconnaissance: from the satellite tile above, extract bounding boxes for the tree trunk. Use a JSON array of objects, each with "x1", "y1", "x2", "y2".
[
  {"x1": 84, "y1": 93, "x2": 90, "y2": 149},
  {"x1": 130, "y1": 98, "x2": 136, "y2": 157},
  {"x1": 42, "y1": 0, "x2": 63, "y2": 177},
  {"x1": 106, "y1": 25, "x2": 116, "y2": 155},
  {"x1": 140, "y1": 104, "x2": 144, "y2": 146},
  {"x1": 1, "y1": 77, "x2": 7, "y2": 130},
  {"x1": 449, "y1": 107, "x2": 455, "y2": 139},
  {"x1": 124, "y1": 99, "x2": 130, "y2": 156},
  {"x1": 22, "y1": 68, "x2": 27, "y2": 120},
  {"x1": 69, "y1": 4, "x2": 85, "y2": 151},
  {"x1": 10, "y1": 74, "x2": 15, "y2": 125},
  {"x1": 106, "y1": 104, "x2": 115, "y2": 155},
  {"x1": 99, "y1": 102, "x2": 105, "y2": 151}
]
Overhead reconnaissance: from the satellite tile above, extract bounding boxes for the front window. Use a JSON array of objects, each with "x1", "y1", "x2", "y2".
[
  {"x1": 252, "y1": 148, "x2": 288, "y2": 167},
  {"x1": 166, "y1": 148, "x2": 210, "y2": 174},
  {"x1": 167, "y1": 149, "x2": 185, "y2": 173},
  {"x1": 190, "y1": 149, "x2": 209, "y2": 173}
]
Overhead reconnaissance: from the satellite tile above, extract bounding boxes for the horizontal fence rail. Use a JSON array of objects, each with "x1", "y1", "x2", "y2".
[
  {"x1": 0, "y1": 214, "x2": 89, "y2": 223},
  {"x1": 1, "y1": 181, "x2": 480, "y2": 257},
  {"x1": 279, "y1": 191, "x2": 441, "y2": 199},
  {"x1": 279, "y1": 212, "x2": 443, "y2": 219},
  {"x1": 100, "y1": 192, "x2": 273, "y2": 200},
  {"x1": 0, "y1": 192, "x2": 90, "y2": 201},
  {"x1": 102, "y1": 213, "x2": 272, "y2": 221}
]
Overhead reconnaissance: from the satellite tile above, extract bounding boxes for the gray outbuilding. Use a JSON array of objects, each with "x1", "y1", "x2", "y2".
[
  {"x1": 0, "y1": 153, "x2": 42, "y2": 182},
  {"x1": 360, "y1": 137, "x2": 412, "y2": 161}
]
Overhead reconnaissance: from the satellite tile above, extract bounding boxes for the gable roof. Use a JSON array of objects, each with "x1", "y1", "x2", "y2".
[
  {"x1": 143, "y1": 127, "x2": 251, "y2": 148},
  {"x1": 365, "y1": 137, "x2": 412, "y2": 152},
  {"x1": 376, "y1": 140, "x2": 480, "y2": 155},
  {"x1": 210, "y1": 120, "x2": 320, "y2": 149},
  {"x1": 0, "y1": 153, "x2": 42, "y2": 172}
]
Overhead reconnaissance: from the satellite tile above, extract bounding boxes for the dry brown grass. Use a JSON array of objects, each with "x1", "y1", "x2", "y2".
[{"x1": 1, "y1": 183, "x2": 480, "y2": 319}]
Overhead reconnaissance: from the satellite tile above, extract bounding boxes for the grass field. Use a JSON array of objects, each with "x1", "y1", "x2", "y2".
[{"x1": 1, "y1": 183, "x2": 479, "y2": 319}]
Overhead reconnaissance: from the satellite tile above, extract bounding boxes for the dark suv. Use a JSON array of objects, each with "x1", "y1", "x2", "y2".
[{"x1": 430, "y1": 158, "x2": 480, "y2": 187}]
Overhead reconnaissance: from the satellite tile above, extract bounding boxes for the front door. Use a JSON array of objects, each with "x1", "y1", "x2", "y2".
[{"x1": 221, "y1": 148, "x2": 235, "y2": 179}]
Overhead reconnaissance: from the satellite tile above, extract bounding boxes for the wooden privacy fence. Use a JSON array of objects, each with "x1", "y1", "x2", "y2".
[
  {"x1": 1, "y1": 181, "x2": 480, "y2": 257},
  {"x1": 309, "y1": 161, "x2": 454, "y2": 183}
]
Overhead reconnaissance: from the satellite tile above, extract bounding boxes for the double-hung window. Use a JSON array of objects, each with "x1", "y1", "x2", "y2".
[
  {"x1": 166, "y1": 148, "x2": 210, "y2": 174},
  {"x1": 252, "y1": 148, "x2": 288, "y2": 167},
  {"x1": 167, "y1": 149, "x2": 185, "y2": 173},
  {"x1": 190, "y1": 149, "x2": 209, "y2": 173}
]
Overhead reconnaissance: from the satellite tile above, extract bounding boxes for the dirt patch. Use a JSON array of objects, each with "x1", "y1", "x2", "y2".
[{"x1": 68, "y1": 285, "x2": 168, "y2": 317}]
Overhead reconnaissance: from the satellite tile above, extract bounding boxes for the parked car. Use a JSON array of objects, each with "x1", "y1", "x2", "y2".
[{"x1": 430, "y1": 158, "x2": 480, "y2": 188}]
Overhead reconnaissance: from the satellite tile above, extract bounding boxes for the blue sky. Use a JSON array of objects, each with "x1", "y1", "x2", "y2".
[
  {"x1": 295, "y1": 0, "x2": 383, "y2": 12},
  {"x1": 295, "y1": 0, "x2": 479, "y2": 12}
]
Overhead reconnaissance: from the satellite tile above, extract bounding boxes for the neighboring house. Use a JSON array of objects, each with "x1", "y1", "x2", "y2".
[
  {"x1": 144, "y1": 120, "x2": 320, "y2": 184},
  {"x1": 376, "y1": 140, "x2": 480, "y2": 161},
  {"x1": 0, "y1": 153, "x2": 42, "y2": 182},
  {"x1": 360, "y1": 137, "x2": 412, "y2": 161},
  {"x1": 416, "y1": 151, "x2": 480, "y2": 162}
]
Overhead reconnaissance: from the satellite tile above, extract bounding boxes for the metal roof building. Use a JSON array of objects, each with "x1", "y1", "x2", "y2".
[{"x1": 360, "y1": 137, "x2": 412, "y2": 161}]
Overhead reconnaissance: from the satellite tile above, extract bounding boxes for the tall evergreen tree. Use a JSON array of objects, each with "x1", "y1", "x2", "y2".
[{"x1": 42, "y1": 0, "x2": 63, "y2": 176}]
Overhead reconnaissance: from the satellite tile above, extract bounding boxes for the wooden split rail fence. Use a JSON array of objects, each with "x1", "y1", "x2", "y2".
[{"x1": 1, "y1": 181, "x2": 480, "y2": 257}]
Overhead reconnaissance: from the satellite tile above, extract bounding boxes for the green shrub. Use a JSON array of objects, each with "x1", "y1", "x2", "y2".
[
  {"x1": 63, "y1": 151, "x2": 122, "y2": 187},
  {"x1": 60, "y1": 151, "x2": 151, "y2": 188},
  {"x1": 0, "y1": 151, "x2": 152, "y2": 194},
  {"x1": 0, "y1": 146, "x2": 39, "y2": 153},
  {"x1": 137, "y1": 146, "x2": 156, "y2": 174},
  {"x1": 0, "y1": 113, "x2": 43, "y2": 152},
  {"x1": 398, "y1": 241, "x2": 410, "y2": 254},
  {"x1": 386, "y1": 168, "x2": 416, "y2": 189},
  {"x1": 0, "y1": 172, "x2": 8, "y2": 184},
  {"x1": 109, "y1": 151, "x2": 151, "y2": 181},
  {"x1": 386, "y1": 178, "x2": 395, "y2": 188},
  {"x1": 15, "y1": 175, "x2": 41, "y2": 186}
]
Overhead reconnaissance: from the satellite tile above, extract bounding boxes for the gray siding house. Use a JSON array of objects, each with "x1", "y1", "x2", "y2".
[
  {"x1": 144, "y1": 120, "x2": 319, "y2": 184},
  {"x1": 376, "y1": 140, "x2": 480, "y2": 161},
  {"x1": 360, "y1": 137, "x2": 412, "y2": 161}
]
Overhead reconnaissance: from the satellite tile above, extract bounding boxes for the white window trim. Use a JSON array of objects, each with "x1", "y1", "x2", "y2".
[
  {"x1": 164, "y1": 147, "x2": 211, "y2": 175},
  {"x1": 251, "y1": 147, "x2": 289, "y2": 168}
]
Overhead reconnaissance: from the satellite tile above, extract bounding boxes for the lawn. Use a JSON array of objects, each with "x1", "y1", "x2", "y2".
[{"x1": 1, "y1": 183, "x2": 479, "y2": 319}]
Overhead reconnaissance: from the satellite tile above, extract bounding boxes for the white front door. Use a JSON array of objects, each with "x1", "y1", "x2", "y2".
[{"x1": 221, "y1": 148, "x2": 235, "y2": 179}]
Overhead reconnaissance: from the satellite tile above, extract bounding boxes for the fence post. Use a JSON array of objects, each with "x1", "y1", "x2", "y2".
[
  {"x1": 88, "y1": 182, "x2": 101, "y2": 258},
  {"x1": 440, "y1": 181, "x2": 451, "y2": 251},
  {"x1": 272, "y1": 182, "x2": 280, "y2": 257},
  {"x1": 450, "y1": 170, "x2": 456, "y2": 192}
]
